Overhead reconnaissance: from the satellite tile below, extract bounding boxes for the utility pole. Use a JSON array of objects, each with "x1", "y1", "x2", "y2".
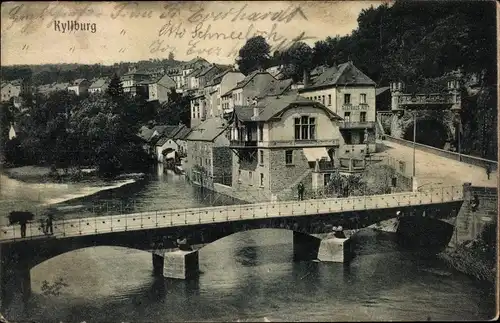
[{"x1": 412, "y1": 110, "x2": 416, "y2": 178}]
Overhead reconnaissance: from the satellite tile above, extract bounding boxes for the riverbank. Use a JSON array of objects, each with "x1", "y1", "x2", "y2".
[
  {"x1": 438, "y1": 234, "x2": 496, "y2": 285},
  {"x1": 2, "y1": 166, "x2": 97, "y2": 183},
  {"x1": 0, "y1": 169, "x2": 143, "y2": 225}
]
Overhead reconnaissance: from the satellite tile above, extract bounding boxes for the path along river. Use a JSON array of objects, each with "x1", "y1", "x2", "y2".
[{"x1": 0, "y1": 165, "x2": 496, "y2": 322}]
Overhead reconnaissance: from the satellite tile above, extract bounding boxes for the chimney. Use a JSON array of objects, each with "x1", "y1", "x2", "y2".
[{"x1": 303, "y1": 69, "x2": 310, "y2": 88}]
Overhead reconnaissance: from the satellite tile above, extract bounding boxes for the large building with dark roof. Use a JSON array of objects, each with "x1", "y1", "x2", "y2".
[
  {"x1": 298, "y1": 61, "x2": 377, "y2": 160},
  {"x1": 223, "y1": 93, "x2": 347, "y2": 201}
]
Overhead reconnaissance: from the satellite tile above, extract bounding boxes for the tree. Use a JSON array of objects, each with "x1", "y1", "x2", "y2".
[
  {"x1": 155, "y1": 88, "x2": 191, "y2": 126},
  {"x1": 168, "y1": 52, "x2": 175, "y2": 61},
  {"x1": 236, "y1": 36, "x2": 271, "y2": 75},
  {"x1": 281, "y1": 42, "x2": 313, "y2": 82},
  {"x1": 106, "y1": 73, "x2": 124, "y2": 100}
]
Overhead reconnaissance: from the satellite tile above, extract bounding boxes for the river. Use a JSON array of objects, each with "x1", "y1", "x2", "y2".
[{"x1": 0, "y1": 165, "x2": 496, "y2": 322}]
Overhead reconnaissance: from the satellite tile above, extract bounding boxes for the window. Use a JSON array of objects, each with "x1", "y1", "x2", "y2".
[
  {"x1": 259, "y1": 125, "x2": 264, "y2": 142},
  {"x1": 238, "y1": 170, "x2": 241, "y2": 182},
  {"x1": 260, "y1": 173, "x2": 264, "y2": 187},
  {"x1": 344, "y1": 112, "x2": 351, "y2": 122},
  {"x1": 328, "y1": 94, "x2": 332, "y2": 106},
  {"x1": 360, "y1": 93, "x2": 367, "y2": 104},
  {"x1": 249, "y1": 171, "x2": 253, "y2": 184},
  {"x1": 344, "y1": 93, "x2": 351, "y2": 105},
  {"x1": 259, "y1": 150, "x2": 264, "y2": 164},
  {"x1": 322, "y1": 95, "x2": 325, "y2": 105},
  {"x1": 294, "y1": 116, "x2": 316, "y2": 140},
  {"x1": 285, "y1": 150, "x2": 293, "y2": 165},
  {"x1": 360, "y1": 111, "x2": 367, "y2": 122}
]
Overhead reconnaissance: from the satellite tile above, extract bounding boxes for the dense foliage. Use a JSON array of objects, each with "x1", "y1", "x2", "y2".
[
  {"x1": 236, "y1": 36, "x2": 271, "y2": 75},
  {"x1": 3, "y1": 79, "x2": 154, "y2": 178},
  {"x1": 154, "y1": 88, "x2": 192, "y2": 127}
]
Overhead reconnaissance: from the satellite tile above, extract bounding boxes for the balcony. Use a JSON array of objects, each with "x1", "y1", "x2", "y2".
[
  {"x1": 265, "y1": 139, "x2": 340, "y2": 148},
  {"x1": 339, "y1": 121, "x2": 376, "y2": 129},
  {"x1": 229, "y1": 140, "x2": 258, "y2": 148}
]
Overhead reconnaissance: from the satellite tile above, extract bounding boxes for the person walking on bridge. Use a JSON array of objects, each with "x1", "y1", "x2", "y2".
[
  {"x1": 486, "y1": 164, "x2": 492, "y2": 180},
  {"x1": 297, "y1": 182, "x2": 305, "y2": 201},
  {"x1": 46, "y1": 212, "x2": 54, "y2": 235}
]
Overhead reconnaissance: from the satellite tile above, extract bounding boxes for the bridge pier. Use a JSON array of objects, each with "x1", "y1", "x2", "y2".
[
  {"x1": 152, "y1": 250, "x2": 199, "y2": 280},
  {"x1": 293, "y1": 231, "x2": 352, "y2": 263},
  {"x1": 152, "y1": 253, "x2": 164, "y2": 276}
]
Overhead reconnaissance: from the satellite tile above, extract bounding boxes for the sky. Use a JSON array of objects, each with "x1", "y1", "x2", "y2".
[{"x1": 1, "y1": 1, "x2": 387, "y2": 66}]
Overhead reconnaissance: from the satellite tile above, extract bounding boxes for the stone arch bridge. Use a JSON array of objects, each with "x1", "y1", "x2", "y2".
[{"x1": 0, "y1": 186, "x2": 465, "y2": 309}]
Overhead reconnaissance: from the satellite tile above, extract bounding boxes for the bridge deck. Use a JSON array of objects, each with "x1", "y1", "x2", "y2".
[
  {"x1": 0, "y1": 186, "x2": 464, "y2": 243},
  {"x1": 377, "y1": 140, "x2": 497, "y2": 188}
]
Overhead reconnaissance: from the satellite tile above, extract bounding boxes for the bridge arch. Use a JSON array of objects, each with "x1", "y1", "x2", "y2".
[{"x1": 402, "y1": 118, "x2": 453, "y2": 149}]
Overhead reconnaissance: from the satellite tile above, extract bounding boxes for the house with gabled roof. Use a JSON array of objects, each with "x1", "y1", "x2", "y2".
[
  {"x1": 197, "y1": 64, "x2": 226, "y2": 89},
  {"x1": 155, "y1": 124, "x2": 189, "y2": 163},
  {"x1": 220, "y1": 69, "x2": 276, "y2": 116},
  {"x1": 121, "y1": 72, "x2": 150, "y2": 95},
  {"x1": 89, "y1": 78, "x2": 110, "y2": 94},
  {"x1": 299, "y1": 61, "x2": 377, "y2": 159},
  {"x1": 205, "y1": 69, "x2": 245, "y2": 119},
  {"x1": 181, "y1": 57, "x2": 211, "y2": 87},
  {"x1": 224, "y1": 93, "x2": 344, "y2": 201},
  {"x1": 68, "y1": 79, "x2": 91, "y2": 96},
  {"x1": 139, "y1": 74, "x2": 176, "y2": 103},
  {"x1": 185, "y1": 117, "x2": 231, "y2": 188}
]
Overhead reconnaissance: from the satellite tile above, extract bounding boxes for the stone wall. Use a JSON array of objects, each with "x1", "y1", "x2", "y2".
[
  {"x1": 212, "y1": 146, "x2": 232, "y2": 185},
  {"x1": 269, "y1": 148, "x2": 312, "y2": 195},
  {"x1": 450, "y1": 184, "x2": 497, "y2": 247}
]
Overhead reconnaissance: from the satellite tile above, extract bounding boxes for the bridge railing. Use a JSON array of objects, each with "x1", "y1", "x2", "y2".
[{"x1": 0, "y1": 185, "x2": 465, "y2": 242}]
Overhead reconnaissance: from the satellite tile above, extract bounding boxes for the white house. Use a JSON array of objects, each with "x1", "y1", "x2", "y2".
[{"x1": 67, "y1": 79, "x2": 91, "y2": 96}]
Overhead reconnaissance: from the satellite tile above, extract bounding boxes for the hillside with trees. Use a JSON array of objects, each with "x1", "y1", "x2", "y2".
[
  {"x1": 1, "y1": 56, "x2": 182, "y2": 86},
  {"x1": 3, "y1": 74, "x2": 153, "y2": 178}
]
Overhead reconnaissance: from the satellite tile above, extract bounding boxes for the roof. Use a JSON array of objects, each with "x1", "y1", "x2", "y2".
[
  {"x1": 232, "y1": 70, "x2": 275, "y2": 90},
  {"x1": 310, "y1": 65, "x2": 327, "y2": 77},
  {"x1": 138, "y1": 125, "x2": 177, "y2": 143},
  {"x1": 37, "y1": 82, "x2": 70, "y2": 94},
  {"x1": 183, "y1": 57, "x2": 210, "y2": 70},
  {"x1": 207, "y1": 69, "x2": 231, "y2": 86},
  {"x1": 259, "y1": 79, "x2": 293, "y2": 98},
  {"x1": 301, "y1": 62, "x2": 375, "y2": 91},
  {"x1": 376, "y1": 86, "x2": 391, "y2": 96},
  {"x1": 155, "y1": 124, "x2": 188, "y2": 146},
  {"x1": 173, "y1": 127, "x2": 191, "y2": 140},
  {"x1": 70, "y1": 79, "x2": 88, "y2": 86},
  {"x1": 89, "y1": 78, "x2": 109, "y2": 89},
  {"x1": 233, "y1": 93, "x2": 342, "y2": 122},
  {"x1": 221, "y1": 70, "x2": 274, "y2": 97},
  {"x1": 138, "y1": 126, "x2": 156, "y2": 142},
  {"x1": 187, "y1": 67, "x2": 204, "y2": 78},
  {"x1": 186, "y1": 117, "x2": 228, "y2": 142}
]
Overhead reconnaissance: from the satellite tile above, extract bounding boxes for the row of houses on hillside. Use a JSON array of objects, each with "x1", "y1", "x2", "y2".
[
  {"x1": 138, "y1": 124, "x2": 191, "y2": 164},
  {"x1": 184, "y1": 61, "x2": 379, "y2": 202}
]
